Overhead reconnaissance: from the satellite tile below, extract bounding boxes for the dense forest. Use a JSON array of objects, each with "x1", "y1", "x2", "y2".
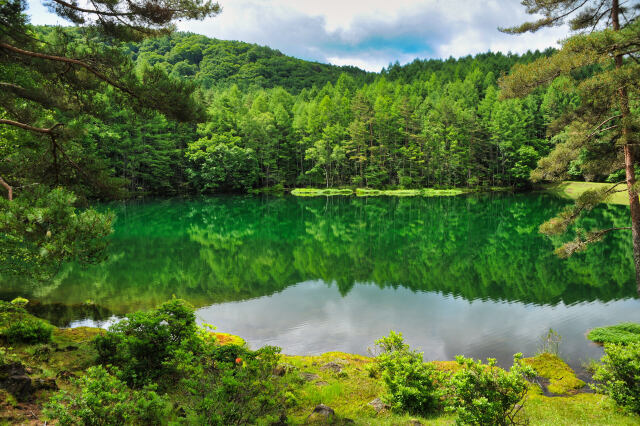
[{"x1": 3, "y1": 27, "x2": 596, "y2": 200}]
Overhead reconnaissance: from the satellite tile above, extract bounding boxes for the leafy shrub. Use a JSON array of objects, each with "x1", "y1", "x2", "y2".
[
  {"x1": 446, "y1": 353, "x2": 535, "y2": 425},
  {"x1": 588, "y1": 323, "x2": 640, "y2": 345},
  {"x1": 591, "y1": 342, "x2": 640, "y2": 414},
  {"x1": 0, "y1": 301, "x2": 53, "y2": 344},
  {"x1": 373, "y1": 331, "x2": 444, "y2": 416},
  {"x1": 93, "y1": 299, "x2": 201, "y2": 387},
  {"x1": 93, "y1": 299, "x2": 289, "y2": 423},
  {"x1": 46, "y1": 365, "x2": 170, "y2": 426},
  {"x1": 176, "y1": 343, "x2": 288, "y2": 425}
]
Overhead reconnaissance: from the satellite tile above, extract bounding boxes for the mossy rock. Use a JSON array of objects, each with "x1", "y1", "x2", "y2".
[
  {"x1": 53, "y1": 327, "x2": 105, "y2": 344},
  {"x1": 524, "y1": 353, "x2": 585, "y2": 395},
  {"x1": 587, "y1": 322, "x2": 640, "y2": 345}
]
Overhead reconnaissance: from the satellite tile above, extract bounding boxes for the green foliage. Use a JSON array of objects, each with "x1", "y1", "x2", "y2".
[
  {"x1": 373, "y1": 331, "x2": 444, "y2": 416},
  {"x1": 0, "y1": 301, "x2": 53, "y2": 344},
  {"x1": 46, "y1": 365, "x2": 170, "y2": 426},
  {"x1": 94, "y1": 299, "x2": 199, "y2": 387},
  {"x1": 588, "y1": 323, "x2": 640, "y2": 345},
  {"x1": 186, "y1": 137, "x2": 259, "y2": 193},
  {"x1": 176, "y1": 344, "x2": 287, "y2": 425},
  {"x1": 591, "y1": 342, "x2": 640, "y2": 414},
  {"x1": 92, "y1": 299, "x2": 289, "y2": 423},
  {"x1": 0, "y1": 187, "x2": 113, "y2": 280},
  {"x1": 446, "y1": 353, "x2": 535, "y2": 425}
]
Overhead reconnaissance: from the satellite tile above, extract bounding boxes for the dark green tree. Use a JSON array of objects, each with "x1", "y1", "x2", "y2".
[{"x1": 0, "y1": 0, "x2": 220, "y2": 276}]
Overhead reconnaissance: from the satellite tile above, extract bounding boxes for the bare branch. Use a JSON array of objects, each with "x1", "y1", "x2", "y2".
[{"x1": 0, "y1": 176, "x2": 12, "y2": 201}]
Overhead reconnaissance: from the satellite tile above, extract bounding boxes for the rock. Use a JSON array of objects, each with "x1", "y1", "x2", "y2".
[
  {"x1": 320, "y1": 362, "x2": 342, "y2": 373},
  {"x1": 306, "y1": 404, "x2": 335, "y2": 423},
  {"x1": 368, "y1": 397, "x2": 390, "y2": 413},
  {"x1": 33, "y1": 377, "x2": 57, "y2": 391},
  {"x1": 273, "y1": 363, "x2": 296, "y2": 376},
  {"x1": 315, "y1": 380, "x2": 329, "y2": 386},
  {"x1": 299, "y1": 372, "x2": 320, "y2": 382},
  {"x1": 407, "y1": 420, "x2": 423, "y2": 426},
  {"x1": 56, "y1": 370, "x2": 76, "y2": 381},
  {"x1": 0, "y1": 363, "x2": 33, "y2": 402}
]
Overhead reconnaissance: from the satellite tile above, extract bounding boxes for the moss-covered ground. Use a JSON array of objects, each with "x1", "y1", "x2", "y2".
[{"x1": 2, "y1": 311, "x2": 639, "y2": 425}]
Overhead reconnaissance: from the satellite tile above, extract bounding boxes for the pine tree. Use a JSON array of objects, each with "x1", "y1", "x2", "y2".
[{"x1": 500, "y1": 0, "x2": 640, "y2": 292}]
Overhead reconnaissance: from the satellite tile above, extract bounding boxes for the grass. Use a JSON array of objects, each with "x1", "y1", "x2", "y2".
[
  {"x1": 587, "y1": 322, "x2": 640, "y2": 345},
  {"x1": 277, "y1": 351, "x2": 640, "y2": 425},
  {"x1": 422, "y1": 188, "x2": 469, "y2": 197},
  {"x1": 2, "y1": 306, "x2": 639, "y2": 425},
  {"x1": 542, "y1": 181, "x2": 630, "y2": 205},
  {"x1": 356, "y1": 188, "x2": 423, "y2": 197},
  {"x1": 290, "y1": 188, "x2": 354, "y2": 196},
  {"x1": 292, "y1": 187, "x2": 512, "y2": 198}
]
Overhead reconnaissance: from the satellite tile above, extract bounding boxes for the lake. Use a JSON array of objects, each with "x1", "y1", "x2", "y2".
[{"x1": 2, "y1": 192, "x2": 639, "y2": 371}]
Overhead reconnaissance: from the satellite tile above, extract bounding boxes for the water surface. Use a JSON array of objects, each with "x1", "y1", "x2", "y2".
[{"x1": 2, "y1": 193, "x2": 639, "y2": 369}]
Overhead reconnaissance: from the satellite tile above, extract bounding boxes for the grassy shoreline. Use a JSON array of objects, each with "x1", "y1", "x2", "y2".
[
  {"x1": 540, "y1": 181, "x2": 630, "y2": 205},
  {"x1": 3, "y1": 314, "x2": 639, "y2": 425},
  {"x1": 290, "y1": 187, "x2": 511, "y2": 197}
]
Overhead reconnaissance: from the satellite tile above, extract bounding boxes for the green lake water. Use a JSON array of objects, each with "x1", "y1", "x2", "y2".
[{"x1": 2, "y1": 193, "x2": 639, "y2": 369}]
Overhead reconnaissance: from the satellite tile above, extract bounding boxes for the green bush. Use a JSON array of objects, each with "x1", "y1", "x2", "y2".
[
  {"x1": 176, "y1": 343, "x2": 288, "y2": 425},
  {"x1": 588, "y1": 323, "x2": 640, "y2": 345},
  {"x1": 93, "y1": 299, "x2": 289, "y2": 423},
  {"x1": 0, "y1": 301, "x2": 53, "y2": 344},
  {"x1": 591, "y1": 342, "x2": 640, "y2": 414},
  {"x1": 46, "y1": 365, "x2": 170, "y2": 426},
  {"x1": 373, "y1": 331, "x2": 444, "y2": 416},
  {"x1": 93, "y1": 299, "x2": 201, "y2": 387},
  {"x1": 446, "y1": 353, "x2": 535, "y2": 425}
]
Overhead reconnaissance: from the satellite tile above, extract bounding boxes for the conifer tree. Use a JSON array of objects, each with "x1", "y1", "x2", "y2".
[{"x1": 500, "y1": 0, "x2": 640, "y2": 292}]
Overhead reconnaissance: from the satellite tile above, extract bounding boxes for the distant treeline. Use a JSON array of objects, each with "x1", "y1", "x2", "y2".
[{"x1": 13, "y1": 29, "x2": 590, "y2": 197}]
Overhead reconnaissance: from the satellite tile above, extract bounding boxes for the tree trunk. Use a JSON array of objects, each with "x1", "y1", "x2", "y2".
[
  {"x1": 613, "y1": 0, "x2": 640, "y2": 293},
  {"x1": 0, "y1": 176, "x2": 12, "y2": 201}
]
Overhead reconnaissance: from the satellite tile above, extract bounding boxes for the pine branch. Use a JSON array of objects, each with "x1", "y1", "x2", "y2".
[
  {"x1": 49, "y1": 0, "x2": 137, "y2": 17},
  {"x1": 556, "y1": 226, "x2": 632, "y2": 258},
  {"x1": 0, "y1": 42, "x2": 135, "y2": 96},
  {"x1": 0, "y1": 118, "x2": 60, "y2": 134}
]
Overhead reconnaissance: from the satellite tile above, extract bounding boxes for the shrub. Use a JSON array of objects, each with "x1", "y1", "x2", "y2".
[
  {"x1": 46, "y1": 365, "x2": 170, "y2": 425},
  {"x1": 0, "y1": 301, "x2": 53, "y2": 344},
  {"x1": 446, "y1": 353, "x2": 535, "y2": 425},
  {"x1": 591, "y1": 342, "x2": 640, "y2": 414},
  {"x1": 373, "y1": 331, "x2": 444, "y2": 416},
  {"x1": 588, "y1": 323, "x2": 640, "y2": 345},
  {"x1": 93, "y1": 299, "x2": 201, "y2": 387},
  {"x1": 177, "y1": 344, "x2": 288, "y2": 425},
  {"x1": 93, "y1": 299, "x2": 290, "y2": 423}
]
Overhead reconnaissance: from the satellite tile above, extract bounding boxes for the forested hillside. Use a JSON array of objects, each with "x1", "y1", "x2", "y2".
[
  {"x1": 3, "y1": 28, "x2": 598, "y2": 199},
  {"x1": 127, "y1": 32, "x2": 375, "y2": 92}
]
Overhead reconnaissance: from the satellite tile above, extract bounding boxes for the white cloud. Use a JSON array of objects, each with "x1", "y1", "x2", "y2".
[{"x1": 27, "y1": 0, "x2": 569, "y2": 71}]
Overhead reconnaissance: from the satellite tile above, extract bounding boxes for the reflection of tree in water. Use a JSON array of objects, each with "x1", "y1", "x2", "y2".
[{"x1": 0, "y1": 193, "x2": 635, "y2": 316}]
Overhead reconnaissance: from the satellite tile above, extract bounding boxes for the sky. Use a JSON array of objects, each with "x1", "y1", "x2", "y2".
[{"x1": 26, "y1": 0, "x2": 569, "y2": 72}]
